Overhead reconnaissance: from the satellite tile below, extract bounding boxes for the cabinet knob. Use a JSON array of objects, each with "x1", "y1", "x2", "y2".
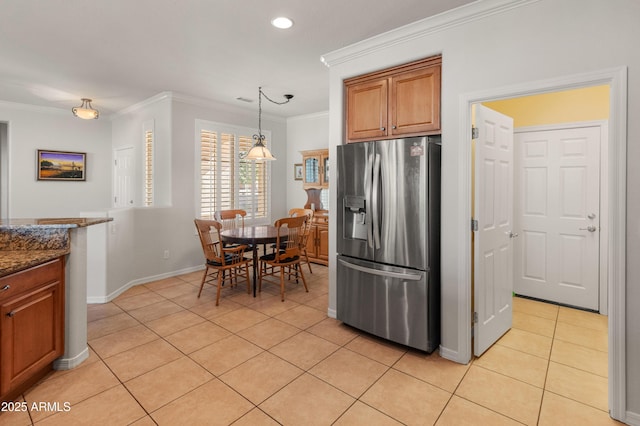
[
  {"x1": 380, "y1": 127, "x2": 385, "y2": 131},
  {"x1": 1, "y1": 285, "x2": 9, "y2": 291},
  {"x1": 392, "y1": 125, "x2": 397, "y2": 130},
  {"x1": 6, "y1": 311, "x2": 15, "y2": 318}
]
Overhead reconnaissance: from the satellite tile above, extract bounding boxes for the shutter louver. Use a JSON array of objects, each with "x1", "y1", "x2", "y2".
[
  {"x1": 144, "y1": 129, "x2": 153, "y2": 206},
  {"x1": 238, "y1": 136, "x2": 254, "y2": 218},
  {"x1": 200, "y1": 130, "x2": 217, "y2": 219},
  {"x1": 220, "y1": 133, "x2": 235, "y2": 212},
  {"x1": 198, "y1": 124, "x2": 271, "y2": 222}
]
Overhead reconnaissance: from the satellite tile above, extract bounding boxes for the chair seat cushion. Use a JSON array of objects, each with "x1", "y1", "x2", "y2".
[
  {"x1": 260, "y1": 251, "x2": 299, "y2": 264},
  {"x1": 224, "y1": 243, "x2": 254, "y2": 251},
  {"x1": 207, "y1": 254, "x2": 249, "y2": 266}
]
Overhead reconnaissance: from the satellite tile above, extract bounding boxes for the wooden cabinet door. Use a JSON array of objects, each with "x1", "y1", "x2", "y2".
[
  {"x1": 0, "y1": 280, "x2": 64, "y2": 396},
  {"x1": 317, "y1": 225, "x2": 329, "y2": 261},
  {"x1": 302, "y1": 149, "x2": 329, "y2": 189},
  {"x1": 390, "y1": 64, "x2": 441, "y2": 136},
  {"x1": 305, "y1": 225, "x2": 318, "y2": 258},
  {"x1": 346, "y1": 77, "x2": 388, "y2": 141},
  {"x1": 344, "y1": 56, "x2": 441, "y2": 143},
  {"x1": 303, "y1": 155, "x2": 321, "y2": 188},
  {"x1": 320, "y1": 154, "x2": 329, "y2": 187}
]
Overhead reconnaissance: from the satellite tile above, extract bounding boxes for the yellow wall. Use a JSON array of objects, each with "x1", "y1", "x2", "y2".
[{"x1": 482, "y1": 85, "x2": 609, "y2": 128}]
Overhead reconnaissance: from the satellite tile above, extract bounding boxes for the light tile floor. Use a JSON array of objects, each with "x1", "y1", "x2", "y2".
[{"x1": 1, "y1": 265, "x2": 624, "y2": 425}]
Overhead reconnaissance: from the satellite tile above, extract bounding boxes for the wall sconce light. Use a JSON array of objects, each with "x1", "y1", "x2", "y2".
[{"x1": 72, "y1": 98, "x2": 99, "y2": 119}]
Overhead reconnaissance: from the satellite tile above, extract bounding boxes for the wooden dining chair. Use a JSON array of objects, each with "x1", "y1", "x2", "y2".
[
  {"x1": 288, "y1": 208, "x2": 314, "y2": 274},
  {"x1": 258, "y1": 215, "x2": 309, "y2": 302},
  {"x1": 214, "y1": 209, "x2": 253, "y2": 250},
  {"x1": 194, "y1": 219, "x2": 251, "y2": 306},
  {"x1": 214, "y1": 209, "x2": 247, "y2": 232}
]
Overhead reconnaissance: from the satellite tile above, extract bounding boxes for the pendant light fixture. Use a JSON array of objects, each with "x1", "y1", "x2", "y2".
[
  {"x1": 72, "y1": 98, "x2": 99, "y2": 119},
  {"x1": 243, "y1": 87, "x2": 293, "y2": 161}
]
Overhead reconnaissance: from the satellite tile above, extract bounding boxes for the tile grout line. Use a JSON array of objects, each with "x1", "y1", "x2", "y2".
[
  {"x1": 119, "y1": 273, "x2": 337, "y2": 422},
  {"x1": 537, "y1": 304, "x2": 560, "y2": 424}
]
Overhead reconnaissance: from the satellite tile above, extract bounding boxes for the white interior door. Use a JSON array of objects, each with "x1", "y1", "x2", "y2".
[
  {"x1": 114, "y1": 147, "x2": 134, "y2": 208},
  {"x1": 514, "y1": 126, "x2": 601, "y2": 310},
  {"x1": 474, "y1": 104, "x2": 514, "y2": 356}
]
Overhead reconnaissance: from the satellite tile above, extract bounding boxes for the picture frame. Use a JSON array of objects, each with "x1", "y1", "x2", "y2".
[
  {"x1": 37, "y1": 150, "x2": 86, "y2": 181},
  {"x1": 294, "y1": 163, "x2": 303, "y2": 181}
]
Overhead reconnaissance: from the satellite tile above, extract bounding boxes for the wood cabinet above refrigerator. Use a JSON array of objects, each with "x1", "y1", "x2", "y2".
[{"x1": 344, "y1": 55, "x2": 441, "y2": 143}]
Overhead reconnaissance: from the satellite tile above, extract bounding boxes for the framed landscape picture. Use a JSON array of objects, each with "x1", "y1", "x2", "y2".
[{"x1": 37, "y1": 150, "x2": 86, "y2": 181}]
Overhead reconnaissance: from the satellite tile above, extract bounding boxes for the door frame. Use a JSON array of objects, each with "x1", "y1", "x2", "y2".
[
  {"x1": 514, "y1": 121, "x2": 609, "y2": 314},
  {"x1": 457, "y1": 67, "x2": 627, "y2": 419}
]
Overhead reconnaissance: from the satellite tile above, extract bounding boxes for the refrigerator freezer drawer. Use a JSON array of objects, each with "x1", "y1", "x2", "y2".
[{"x1": 336, "y1": 255, "x2": 439, "y2": 352}]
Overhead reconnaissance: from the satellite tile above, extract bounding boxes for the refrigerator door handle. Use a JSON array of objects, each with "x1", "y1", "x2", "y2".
[
  {"x1": 364, "y1": 150, "x2": 374, "y2": 249},
  {"x1": 338, "y1": 259, "x2": 423, "y2": 281},
  {"x1": 372, "y1": 153, "x2": 381, "y2": 249}
]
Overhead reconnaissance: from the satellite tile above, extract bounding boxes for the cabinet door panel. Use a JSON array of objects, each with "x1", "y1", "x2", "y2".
[
  {"x1": 306, "y1": 225, "x2": 318, "y2": 258},
  {"x1": 0, "y1": 281, "x2": 63, "y2": 396},
  {"x1": 347, "y1": 78, "x2": 388, "y2": 141},
  {"x1": 318, "y1": 226, "x2": 329, "y2": 261},
  {"x1": 303, "y1": 156, "x2": 320, "y2": 186},
  {"x1": 321, "y1": 155, "x2": 329, "y2": 187},
  {"x1": 390, "y1": 65, "x2": 441, "y2": 136}
]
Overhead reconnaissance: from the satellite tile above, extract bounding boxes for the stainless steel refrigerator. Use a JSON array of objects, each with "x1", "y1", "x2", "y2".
[{"x1": 336, "y1": 136, "x2": 441, "y2": 352}]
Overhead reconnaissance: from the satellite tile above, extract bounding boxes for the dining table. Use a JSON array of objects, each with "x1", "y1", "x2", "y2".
[{"x1": 220, "y1": 225, "x2": 287, "y2": 296}]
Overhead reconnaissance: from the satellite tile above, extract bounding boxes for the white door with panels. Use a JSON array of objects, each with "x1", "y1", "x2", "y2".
[
  {"x1": 114, "y1": 147, "x2": 135, "y2": 208},
  {"x1": 514, "y1": 126, "x2": 601, "y2": 310},
  {"x1": 473, "y1": 104, "x2": 515, "y2": 356}
]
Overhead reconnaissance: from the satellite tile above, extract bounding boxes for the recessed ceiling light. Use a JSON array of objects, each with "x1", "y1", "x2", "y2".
[{"x1": 271, "y1": 17, "x2": 293, "y2": 29}]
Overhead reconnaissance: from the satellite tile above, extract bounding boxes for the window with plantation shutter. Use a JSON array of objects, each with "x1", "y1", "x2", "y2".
[
  {"x1": 143, "y1": 120, "x2": 154, "y2": 207},
  {"x1": 197, "y1": 120, "x2": 271, "y2": 223}
]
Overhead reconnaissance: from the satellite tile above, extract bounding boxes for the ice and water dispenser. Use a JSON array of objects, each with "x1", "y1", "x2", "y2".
[{"x1": 343, "y1": 195, "x2": 368, "y2": 240}]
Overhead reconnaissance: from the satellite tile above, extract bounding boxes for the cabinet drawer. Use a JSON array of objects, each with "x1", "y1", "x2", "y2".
[
  {"x1": 0, "y1": 258, "x2": 63, "y2": 303},
  {"x1": 313, "y1": 216, "x2": 328, "y2": 224}
]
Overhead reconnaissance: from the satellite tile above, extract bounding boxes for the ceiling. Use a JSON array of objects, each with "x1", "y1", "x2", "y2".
[{"x1": 0, "y1": 0, "x2": 475, "y2": 118}]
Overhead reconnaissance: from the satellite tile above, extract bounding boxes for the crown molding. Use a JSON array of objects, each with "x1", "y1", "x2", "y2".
[
  {"x1": 171, "y1": 92, "x2": 287, "y2": 123},
  {"x1": 287, "y1": 111, "x2": 329, "y2": 122},
  {"x1": 320, "y1": 0, "x2": 539, "y2": 67},
  {"x1": 111, "y1": 91, "x2": 173, "y2": 118}
]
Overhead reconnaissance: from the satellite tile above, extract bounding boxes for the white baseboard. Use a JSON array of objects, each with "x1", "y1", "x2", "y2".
[
  {"x1": 439, "y1": 345, "x2": 468, "y2": 364},
  {"x1": 327, "y1": 308, "x2": 337, "y2": 319},
  {"x1": 87, "y1": 265, "x2": 204, "y2": 304},
  {"x1": 625, "y1": 410, "x2": 640, "y2": 426},
  {"x1": 53, "y1": 347, "x2": 89, "y2": 370}
]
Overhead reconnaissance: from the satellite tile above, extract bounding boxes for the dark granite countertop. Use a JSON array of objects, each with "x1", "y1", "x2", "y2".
[
  {"x1": 0, "y1": 217, "x2": 112, "y2": 277},
  {"x1": 0, "y1": 249, "x2": 69, "y2": 278},
  {"x1": 0, "y1": 217, "x2": 112, "y2": 229}
]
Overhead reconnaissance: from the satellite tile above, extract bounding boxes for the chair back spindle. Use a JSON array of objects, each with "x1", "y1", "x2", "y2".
[{"x1": 214, "y1": 209, "x2": 247, "y2": 232}]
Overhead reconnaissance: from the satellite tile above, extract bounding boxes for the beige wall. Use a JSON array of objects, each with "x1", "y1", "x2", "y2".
[{"x1": 483, "y1": 85, "x2": 609, "y2": 127}]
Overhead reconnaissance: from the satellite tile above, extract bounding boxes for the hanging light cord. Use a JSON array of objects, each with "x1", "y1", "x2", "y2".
[
  {"x1": 260, "y1": 87, "x2": 294, "y2": 106},
  {"x1": 254, "y1": 87, "x2": 293, "y2": 145}
]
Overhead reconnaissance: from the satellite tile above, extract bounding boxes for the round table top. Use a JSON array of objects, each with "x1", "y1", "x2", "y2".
[{"x1": 220, "y1": 225, "x2": 288, "y2": 244}]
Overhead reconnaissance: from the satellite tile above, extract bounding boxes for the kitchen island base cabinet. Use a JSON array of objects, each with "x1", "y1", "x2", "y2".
[{"x1": 0, "y1": 257, "x2": 65, "y2": 402}]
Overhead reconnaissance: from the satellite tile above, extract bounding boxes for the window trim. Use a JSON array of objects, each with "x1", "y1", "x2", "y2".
[{"x1": 195, "y1": 119, "x2": 272, "y2": 225}]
